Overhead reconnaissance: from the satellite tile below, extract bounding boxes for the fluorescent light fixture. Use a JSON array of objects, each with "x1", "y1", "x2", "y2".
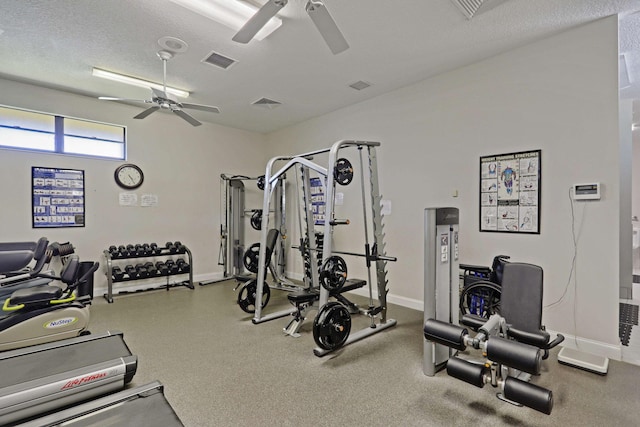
[
  {"x1": 169, "y1": 0, "x2": 282, "y2": 41},
  {"x1": 92, "y1": 68, "x2": 189, "y2": 98}
]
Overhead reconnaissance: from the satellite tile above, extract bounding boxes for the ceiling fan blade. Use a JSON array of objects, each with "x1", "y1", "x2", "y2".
[
  {"x1": 173, "y1": 109, "x2": 202, "y2": 126},
  {"x1": 99, "y1": 97, "x2": 151, "y2": 103},
  {"x1": 180, "y1": 103, "x2": 220, "y2": 114},
  {"x1": 232, "y1": 0, "x2": 287, "y2": 43},
  {"x1": 133, "y1": 106, "x2": 160, "y2": 119},
  {"x1": 306, "y1": 0, "x2": 349, "y2": 54}
]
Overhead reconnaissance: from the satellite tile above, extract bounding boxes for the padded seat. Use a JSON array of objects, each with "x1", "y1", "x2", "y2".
[
  {"x1": 287, "y1": 291, "x2": 319, "y2": 304},
  {"x1": 10, "y1": 284, "x2": 63, "y2": 305}
]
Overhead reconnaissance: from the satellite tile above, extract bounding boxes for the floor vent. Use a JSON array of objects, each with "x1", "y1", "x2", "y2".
[
  {"x1": 252, "y1": 97, "x2": 282, "y2": 109},
  {"x1": 202, "y1": 51, "x2": 237, "y2": 70},
  {"x1": 349, "y1": 81, "x2": 371, "y2": 91}
]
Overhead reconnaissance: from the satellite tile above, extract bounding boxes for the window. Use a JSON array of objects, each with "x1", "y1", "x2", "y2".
[{"x1": 0, "y1": 105, "x2": 126, "y2": 160}]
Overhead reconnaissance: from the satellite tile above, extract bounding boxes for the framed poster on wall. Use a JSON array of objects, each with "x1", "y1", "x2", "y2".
[
  {"x1": 479, "y1": 150, "x2": 540, "y2": 234},
  {"x1": 32, "y1": 167, "x2": 85, "y2": 228}
]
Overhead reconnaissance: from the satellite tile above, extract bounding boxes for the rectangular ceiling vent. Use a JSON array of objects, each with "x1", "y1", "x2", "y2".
[
  {"x1": 202, "y1": 51, "x2": 237, "y2": 70},
  {"x1": 349, "y1": 81, "x2": 371, "y2": 91},
  {"x1": 252, "y1": 98, "x2": 282, "y2": 109},
  {"x1": 450, "y1": 0, "x2": 508, "y2": 19}
]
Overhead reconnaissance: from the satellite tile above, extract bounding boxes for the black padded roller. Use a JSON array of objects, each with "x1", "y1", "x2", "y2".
[
  {"x1": 503, "y1": 377, "x2": 553, "y2": 415},
  {"x1": 485, "y1": 337, "x2": 542, "y2": 375},
  {"x1": 423, "y1": 319, "x2": 467, "y2": 351},
  {"x1": 446, "y1": 356, "x2": 486, "y2": 388}
]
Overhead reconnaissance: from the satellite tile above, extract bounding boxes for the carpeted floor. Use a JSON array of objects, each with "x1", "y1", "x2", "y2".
[{"x1": 88, "y1": 281, "x2": 640, "y2": 426}]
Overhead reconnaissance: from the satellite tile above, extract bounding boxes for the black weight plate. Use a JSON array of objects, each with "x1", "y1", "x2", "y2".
[
  {"x1": 334, "y1": 158, "x2": 354, "y2": 186},
  {"x1": 243, "y1": 243, "x2": 261, "y2": 273},
  {"x1": 319, "y1": 256, "x2": 348, "y2": 291},
  {"x1": 313, "y1": 302, "x2": 351, "y2": 350},
  {"x1": 237, "y1": 279, "x2": 271, "y2": 313},
  {"x1": 250, "y1": 210, "x2": 262, "y2": 231},
  {"x1": 257, "y1": 175, "x2": 265, "y2": 190}
]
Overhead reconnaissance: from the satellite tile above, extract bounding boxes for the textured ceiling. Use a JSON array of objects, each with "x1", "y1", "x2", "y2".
[{"x1": 0, "y1": 0, "x2": 638, "y2": 133}]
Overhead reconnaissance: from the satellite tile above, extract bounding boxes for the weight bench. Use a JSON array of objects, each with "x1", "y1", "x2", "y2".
[
  {"x1": 424, "y1": 262, "x2": 564, "y2": 414},
  {"x1": 283, "y1": 279, "x2": 367, "y2": 337}
]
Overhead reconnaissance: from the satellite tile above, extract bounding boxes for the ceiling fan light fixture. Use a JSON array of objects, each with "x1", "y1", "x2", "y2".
[
  {"x1": 92, "y1": 68, "x2": 190, "y2": 98},
  {"x1": 169, "y1": 0, "x2": 282, "y2": 41}
]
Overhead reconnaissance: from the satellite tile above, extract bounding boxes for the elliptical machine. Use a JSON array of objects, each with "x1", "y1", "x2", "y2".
[{"x1": 0, "y1": 253, "x2": 97, "y2": 351}]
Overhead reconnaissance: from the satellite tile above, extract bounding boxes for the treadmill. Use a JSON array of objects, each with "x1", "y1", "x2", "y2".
[
  {"x1": 0, "y1": 330, "x2": 137, "y2": 425},
  {"x1": 15, "y1": 381, "x2": 184, "y2": 426}
]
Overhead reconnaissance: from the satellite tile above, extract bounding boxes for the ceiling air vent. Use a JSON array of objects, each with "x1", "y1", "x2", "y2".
[
  {"x1": 202, "y1": 51, "x2": 237, "y2": 70},
  {"x1": 450, "y1": 0, "x2": 509, "y2": 19},
  {"x1": 349, "y1": 81, "x2": 371, "y2": 91},
  {"x1": 252, "y1": 98, "x2": 282, "y2": 109}
]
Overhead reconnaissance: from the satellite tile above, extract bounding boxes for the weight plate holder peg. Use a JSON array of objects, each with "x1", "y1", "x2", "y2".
[
  {"x1": 313, "y1": 302, "x2": 352, "y2": 351},
  {"x1": 250, "y1": 209, "x2": 263, "y2": 231},
  {"x1": 243, "y1": 243, "x2": 271, "y2": 274},
  {"x1": 237, "y1": 279, "x2": 271, "y2": 313},
  {"x1": 334, "y1": 158, "x2": 354, "y2": 186},
  {"x1": 319, "y1": 255, "x2": 348, "y2": 291}
]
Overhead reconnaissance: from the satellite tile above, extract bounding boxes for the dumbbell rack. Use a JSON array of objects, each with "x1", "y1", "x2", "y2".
[{"x1": 103, "y1": 244, "x2": 194, "y2": 303}]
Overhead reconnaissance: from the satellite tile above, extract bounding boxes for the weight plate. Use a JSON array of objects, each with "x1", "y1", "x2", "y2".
[
  {"x1": 319, "y1": 256, "x2": 348, "y2": 291},
  {"x1": 334, "y1": 158, "x2": 354, "y2": 186},
  {"x1": 237, "y1": 279, "x2": 271, "y2": 313},
  {"x1": 242, "y1": 243, "x2": 272, "y2": 274},
  {"x1": 250, "y1": 210, "x2": 262, "y2": 231},
  {"x1": 257, "y1": 175, "x2": 265, "y2": 190},
  {"x1": 313, "y1": 302, "x2": 351, "y2": 350}
]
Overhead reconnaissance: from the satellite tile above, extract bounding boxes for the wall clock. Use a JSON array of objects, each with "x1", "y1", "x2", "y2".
[{"x1": 114, "y1": 164, "x2": 144, "y2": 190}]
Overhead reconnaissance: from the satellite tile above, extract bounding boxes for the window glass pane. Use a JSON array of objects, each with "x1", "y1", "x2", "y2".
[
  {"x1": 64, "y1": 136, "x2": 124, "y2": 159},
  {"x1": 64, "y1": 117, "x2": 124, "y2": 142},
  {"x1": 0, "y1": 105, "x2": 54, "y2": 132},
  {"x1": 0, "y1": 105, "x2": 55, "y2": 151},
  {"x1": 0, "y1": 127, "x2": 55, "y2": 151}
]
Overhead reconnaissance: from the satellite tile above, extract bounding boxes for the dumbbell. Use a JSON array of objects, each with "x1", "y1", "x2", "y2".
[
  {"x1": 165, "y1": 260, "x2": 179, "y2": 274},
  {"x1": 174, "y1": 241, "x2": 185, "y2": 253},
  {"x1": 176, "y1": 258, "x2": 190, "y2": 273},
  {"x1": 108, "y1": 245, "x2": 120, "y2": 258},
  {"x1": 144, "y1": 261, "x2": 157, "y2": 276},
  {"x1": 112, "y1": 266, "x2": 125, "y2": 281},
  {"x1": 149, "y1": 243, "x2": 160, "y2": 255},
  {"x1": 141, "y1": 243, "x2": 151, "y2": 256},
  {"x1": 155, "y1": 261, "x2": 169, "y2": 275},
  {"x1": 135, "y1": 263, "x2": 149, "y2": 278},
  {"x1": 165, "y1": 242, "x2": 177, "y2": 254},
  {"x1": 118, "y1": 245, "x2": 129, "y2": 257},
  {"x1": 124, "y1": 265, "x2": 138, "y2": 279}
]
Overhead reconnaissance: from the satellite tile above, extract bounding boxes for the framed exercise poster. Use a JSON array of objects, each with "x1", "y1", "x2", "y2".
[
  {"x1": 479, "y1": 150, "x2": 540, "y2": 234},
  {"x1": 32, "y1": 167, "x2": 85, "y2": 228}
]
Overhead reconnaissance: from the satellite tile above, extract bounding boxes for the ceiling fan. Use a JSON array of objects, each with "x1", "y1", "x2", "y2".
[
  {"x1": 233, "y1": 0, "x2": 349, "y2": 55},
  {"x1": 98, "y1": 50, "x2": 220, "y2": 127}
]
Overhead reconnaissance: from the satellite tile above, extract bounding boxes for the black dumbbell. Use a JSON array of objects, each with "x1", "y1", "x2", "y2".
[
  {"x1": 124, "y1": 265, "x2": 137, "y2": 279},
  {"x1": 108, "y1": 245, "x2": 118, "y2": 256},
  {"x1": 165, "y1": 260, "x2": 179, "y2": 274},
  {"x1": 174, "y1": 241, "x2": 185, "y2": 253},
  {"x1": 112, "y1": 266, "x2": 125, "y2": 281},
  {"x1": 135, "y1": 263, "x2": 149, "y2": 278},
  {"x1": 118, "y1": 245, "x2": 129, "y2": 257},
  {"x1": 166, "y1": 242, "x2": 177, "y2": 254},
  {"x1": 156, "y1": 261, "x2": 169, "y2": 275},
  {"x1": 141, "y1": 243, "x2": 151, "y2": 256},
  {"x1": 144, "y1": 261, "x2": 157, "y2": 275},
  {"x1": 176, "y1": 258, "x2": 190, "y2": 273},
  {"x1": 149, "y1": 243, "x2": 159, "y2": 255}
]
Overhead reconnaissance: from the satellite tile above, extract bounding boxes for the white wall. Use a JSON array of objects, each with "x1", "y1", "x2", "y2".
[
  {"x1": 0, "y1": 78, "x2": 269, "y2": 292},
  {"x1": 267, "y1": 17, "x2": 623, "y2": 358}
]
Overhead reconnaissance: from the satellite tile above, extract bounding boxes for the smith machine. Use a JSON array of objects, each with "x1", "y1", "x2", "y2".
[
  {"x1": 248, "y1": 140, "x2": 397, "y2": 356},
  {"x1": 199, "y1": 174, "x2": 290, "y2": 287}
]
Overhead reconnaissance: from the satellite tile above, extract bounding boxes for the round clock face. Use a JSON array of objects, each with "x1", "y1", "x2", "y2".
[{"x1": 114, "y1": 164, "x2": 144, "y2": 190}]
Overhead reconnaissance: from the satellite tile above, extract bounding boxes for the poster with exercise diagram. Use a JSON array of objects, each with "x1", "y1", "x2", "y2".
[{"x1": 479, "y1": 150, "x2": 540, "y2": 234}]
